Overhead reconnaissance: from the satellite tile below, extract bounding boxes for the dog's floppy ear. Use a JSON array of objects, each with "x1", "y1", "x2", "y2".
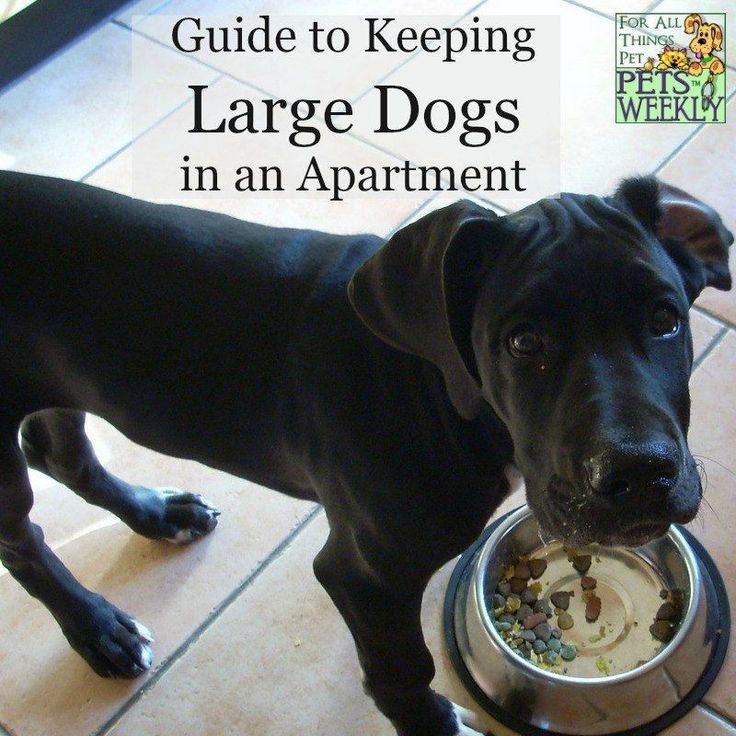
[
  {"x1": 348, "y1": 200, "x2": 504, "y2": 420},
  {"x1": 710, "y1": 23, "x2": 723, "y2": 51},
  {"x1": 615, "y1": 176, "x2": 733, "y2": 302},
  {"x1": 684, "y1": 13, "x2": 703, "y2": 35}
]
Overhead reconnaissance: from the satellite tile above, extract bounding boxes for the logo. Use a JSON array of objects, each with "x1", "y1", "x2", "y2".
[{"x1": 615, "y1": 12, "x2": 726, "y2": 123}]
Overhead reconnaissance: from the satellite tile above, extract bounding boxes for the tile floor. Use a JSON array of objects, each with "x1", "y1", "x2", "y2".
[{"x1": 0, "y1": 1, "x2": 734, "y2": 735}]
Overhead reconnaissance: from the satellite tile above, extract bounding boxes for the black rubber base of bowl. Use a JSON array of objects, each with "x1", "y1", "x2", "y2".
[{"x1": 443, "y1": 507, "x2": 731, "y2": 736}]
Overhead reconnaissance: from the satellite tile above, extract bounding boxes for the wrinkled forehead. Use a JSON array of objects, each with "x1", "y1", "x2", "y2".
[{"x1": 494, "y1": 193, "x2": 683, "y2": 312}]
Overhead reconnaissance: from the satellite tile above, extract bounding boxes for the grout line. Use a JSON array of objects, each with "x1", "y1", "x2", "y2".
[
  {"x1": 561, "y1": 0, "x2": 614, "y2": 21},
  {"x1": 78, "y1": 70, "x2": 223, "y2": 183},
  {"x1": 654, "y1": 85, "x2": 736, "y2": 174},
  {"x1": 691, "y1": 304, "x2": 733, "y2": 331},
  {"x1": 383, "y1": 195, "x2": 438, "y2": 239},
  {"x1": 700, "y1": 703, "x2": 736, "y2": 731},
  {"x1": 652, "y1": 123, "x2": 705, "y2": 174},
  {"x1": 124, "y1": 21, "x2": 288, "y2": 101},
  {"x1": 91, "y1": 504, "x2": 324, "y2": 736},
  {"x1": 692, "y1": 325, "x2": 729, "y2": 372},
  {"x1": 116, "y1": 0, "x2": 177, "y2": 28}
]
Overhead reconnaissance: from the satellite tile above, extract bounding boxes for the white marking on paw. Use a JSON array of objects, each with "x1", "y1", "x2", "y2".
[
  {"x1": 130, "y1": 618, "x2": 155, "y2": 643},
  {"x1": 452, "y1": 702, "x2": 487, "y2": 736},
  {"x1": 165, "y1": 529, "x2": 196, "y2": 545},
  {"x1": 138, "y1": 643, "x2": 153, "y2": 670}
]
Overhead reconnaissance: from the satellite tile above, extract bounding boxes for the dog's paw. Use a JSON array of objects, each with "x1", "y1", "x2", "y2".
[
  {"x1": 451, "y1": 702, "x2": 493, "y2": 736},
  {"x1": 126, "y1": 487, "x2": 220, "y2": 543},
  {"x1": 64, "y1": 599, "x2": 155, "y2": 679},
  {"x1": 155, "y1": 487, "x2": 221, "y2": 544}
]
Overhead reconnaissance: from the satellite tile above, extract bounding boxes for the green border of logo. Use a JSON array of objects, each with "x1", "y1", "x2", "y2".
[{"x1": 615, "y1": 12, "x2": 727, "y2": 124}]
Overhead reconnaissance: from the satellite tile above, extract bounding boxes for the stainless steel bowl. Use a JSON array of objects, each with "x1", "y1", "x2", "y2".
[{"x1": 446, "y1": 506, "x2": 730, "y2": 736}]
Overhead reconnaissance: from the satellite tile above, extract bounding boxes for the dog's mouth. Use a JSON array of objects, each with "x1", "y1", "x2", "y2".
[{"x1": 529, "y1": 471, "x2": 701, "y2": 548}]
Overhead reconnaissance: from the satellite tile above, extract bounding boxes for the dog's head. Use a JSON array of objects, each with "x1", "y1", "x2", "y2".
[
  {"x1": 348, "y1": 177, "x2": 733, "y2": 547},
  {"x1": 684, "y1": 13, "x2": 723, "y2": 57}
]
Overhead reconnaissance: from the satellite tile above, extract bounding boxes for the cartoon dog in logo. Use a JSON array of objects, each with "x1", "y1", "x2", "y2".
[{"x1": 684, "y1": 13, "x2": 725, "y2": 76}]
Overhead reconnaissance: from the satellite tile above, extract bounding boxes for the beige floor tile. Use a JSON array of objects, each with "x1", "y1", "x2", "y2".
[
  {"x1": 85, "y1": 75, "x2": 428, "y2": 236},
  {"x1": 658, "y1": 97, "x2": 736, "y2": 326},
  {"x1": 690, "y1": 308, "x2": 726, "y2": 358},
  {"x1": 662, "y1": 707, "x2": 736, "y2": 735},
  {"x1": 573, "y1": 0, "x2": 655, "y2": 13},
  {"x1": 0, "y1": 415, "x2": 315, "y2": 736},
  {"x1": 0, "y1": 23, "x2": 216, "y2": 180},
  {"x1": 685, "y1": 329, "x2": 736, "y2": 721},
  {"x1": 105, "y1": 511, "x2": 517, "y2": 736}
]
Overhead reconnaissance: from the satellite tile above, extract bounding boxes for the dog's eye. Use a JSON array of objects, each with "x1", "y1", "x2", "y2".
[
  {"x1": 508, "y1": 326, "x2": 543, "y2": 357},
  {"x1": 650, "y1": 305, "x2": 680, "y2": 336}
]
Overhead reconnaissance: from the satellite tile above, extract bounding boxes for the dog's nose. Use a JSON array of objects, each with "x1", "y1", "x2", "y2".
[
  {"x1": 697, "y1": 37, "x2": 706, "y2": 44},
  {"x1": 584, "y1": 443, "x2": 680, "y2": 498}
]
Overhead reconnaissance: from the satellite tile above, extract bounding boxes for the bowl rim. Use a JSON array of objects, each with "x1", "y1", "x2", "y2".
[{"x1": 474, "y1": 505, "x2": 701, "y2": 686}]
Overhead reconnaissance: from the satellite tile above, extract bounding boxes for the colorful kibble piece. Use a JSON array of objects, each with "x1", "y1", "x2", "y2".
[
  {"x1": 580, "y1": 576, "x2": 597, "y2": 590},
  {"x1": 557, "y1": 611, "x2": 574, "y2": 630}
]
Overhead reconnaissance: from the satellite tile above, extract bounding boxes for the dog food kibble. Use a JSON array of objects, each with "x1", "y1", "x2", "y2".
[
  {"x1": 523, "y1": 612, "x2": 548, "y2": 630},
  {"x1": 533, "y1": 599, "x2": 552, "y2": 616},
  {"x1": 528, "y1": 558, "x2": 548, "y2": 579},
  {"x1": 550, "y1": 591, "x2": 573, "y2": 610},
  {"x1": 506, "y1": 595, "x2": 521, "y2": 613},
  {"x1": 580, "y1": 576, "x2": 597, "y2": 590},
  {"x1": 656, "y1": 602, "x2": 677, "y2": 621},
  {"x1": 557, "y1": 611, "x2": 574, "y2": 630},
  {"x1": 585, "y1": 593, "x2": 602, "y2": 623},
  {"x1": 544, "y1": 650, "x2": 559, "y2": 665},
  {"x1": 510, "y1": 577, "x2": 527, "y2": 594},
  {"x1": 491, "y1": 549, "x2": 681, "y2": 675},
  {"x1": 497, "y1": 581, "x2": 512, "y2": 597},
  {"x1": 572, "y1": 555, "x2": 592, "y2": 574}
]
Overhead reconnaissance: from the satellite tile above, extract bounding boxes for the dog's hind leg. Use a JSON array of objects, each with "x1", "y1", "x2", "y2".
[
  {"x1": 0, "y1": 425, "x2": 153, "y2": 677},
  {"x1": 20, "y1": 409, "x2": 220, "y2": 544}
]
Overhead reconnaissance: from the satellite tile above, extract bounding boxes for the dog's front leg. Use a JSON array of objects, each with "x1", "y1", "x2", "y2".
[
  {"x1": 0, "y1": 432, "x2": 153, "y2": 677},
  {"x1": 314, "y1": 533, "x2": 488, "y2": 736}
]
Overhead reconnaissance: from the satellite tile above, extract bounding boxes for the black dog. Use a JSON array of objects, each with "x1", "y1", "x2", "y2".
[{"x1": 0, "y1": 171, "x2": 731, "y2": 736}]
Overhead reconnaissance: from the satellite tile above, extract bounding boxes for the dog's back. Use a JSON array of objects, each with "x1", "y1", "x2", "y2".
[{"x1": 0, "y1": 171, "x2": 383, "y2": 483}]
